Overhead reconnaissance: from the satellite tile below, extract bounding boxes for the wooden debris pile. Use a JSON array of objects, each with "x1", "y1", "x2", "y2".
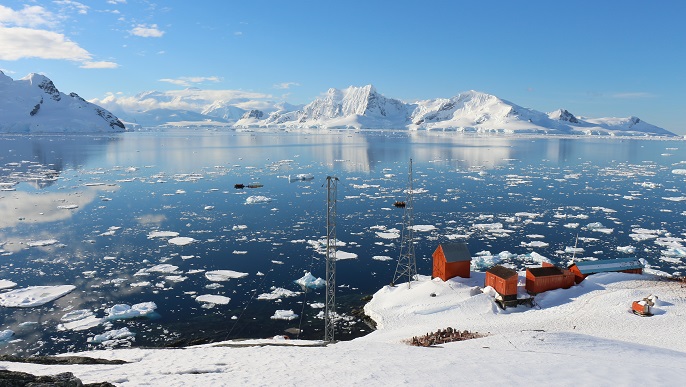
[{"x1": 408, "y1": 327, "x2": 483, "y2": 347}]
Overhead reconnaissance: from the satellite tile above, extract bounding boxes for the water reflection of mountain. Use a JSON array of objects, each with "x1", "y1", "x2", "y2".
[{"x1": 0, "y1": 135, "x2": 120, "y2": 188}]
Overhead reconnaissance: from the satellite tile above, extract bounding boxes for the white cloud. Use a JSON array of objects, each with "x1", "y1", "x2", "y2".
[
  {"x1": 273, "y1": 82, "x2": 300, "y2": 90},
  {"x1": 0, "y1": 5, "x2": 57, "y2": 28},
  {"x1": 91, "y1": 89, "x2": 274, "y2": 113},
  {"x1": 130, "y1": 23, "x2": 164, "y2": 38},
  {"x1": 107, "y1": 0, "x2": 127, "y2": 4},
  {"x1": 0, "y1": 27, "x2": 90, "y2": 61},
  {"x1": 611, "y1": 92, "x2": 655, "y2": 99},
  {"x1": 159, "y1": 76, "x2": 222, "y2": 87},
  {"x1": 80, "y1": 61, "x2": 119, "y2": 69},
  {"x1": 53, "y1": 1, "x2": 89, "y2": 15}
]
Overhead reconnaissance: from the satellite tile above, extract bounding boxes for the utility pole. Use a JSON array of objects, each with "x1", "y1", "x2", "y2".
[
  {"x1": 392, "y1": 159, "x2": 417, "y2": 288},
  {"x1": 325, "y1": 176, "x2": 338, "y2": 342}
]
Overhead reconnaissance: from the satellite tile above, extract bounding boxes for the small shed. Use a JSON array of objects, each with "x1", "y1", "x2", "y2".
[
  {"x1": 485, "y1": 265, "x2": 518, "y2": 301},
  {"x1": 569, "y1": 258, "x2": 644, "y2": 284},
  {"x1": 525, "y1": 266, "x2": 575, "y2": 294},
  {"x1": 432, "y1": 243, "x2": 472, "y2": 281}
]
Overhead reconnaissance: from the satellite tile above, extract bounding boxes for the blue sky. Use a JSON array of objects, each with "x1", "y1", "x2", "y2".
[{"x1": 1, "y1": 0, "x2": 684, "y2": 133}]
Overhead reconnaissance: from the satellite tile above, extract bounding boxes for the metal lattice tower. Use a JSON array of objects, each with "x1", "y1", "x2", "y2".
[
  {"x1": 392, "y1": 159, "x2": 417, "y2": 288},
  {"x1": 324, "y1": 176, "x2": 339, "y2": 342}
]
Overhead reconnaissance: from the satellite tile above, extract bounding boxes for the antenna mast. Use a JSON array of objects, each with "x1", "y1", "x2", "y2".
[
  {"x1": 325, "y1": 176, "x2": 339, "y2": 342},
  {"x1": 392, "y1": 159, "x2": 417, "y2": 288}
]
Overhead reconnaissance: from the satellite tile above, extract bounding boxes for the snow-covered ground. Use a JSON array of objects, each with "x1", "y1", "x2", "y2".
[{"x1": 2, "y1": 273, "x2": 684, "y2": 386}]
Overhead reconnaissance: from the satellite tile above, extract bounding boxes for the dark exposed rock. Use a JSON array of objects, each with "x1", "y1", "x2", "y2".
[
  {"x1": 0, "y1": 355, "x2": 127, "y2": 365},
  {"x1": 0, "y1": 370, "x2": 84, "y2": 386}
]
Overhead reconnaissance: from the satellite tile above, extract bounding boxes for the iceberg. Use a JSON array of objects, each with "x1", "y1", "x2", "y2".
[
  {"x1": 295, "y1": 272, "x2": 326, "y2": 289},
  {"x1": 0, "y1": 285, "x2": 75, "y2": 307},
  {"x1": 105, "y1": 302, "x2": 157, "y2": 320}
]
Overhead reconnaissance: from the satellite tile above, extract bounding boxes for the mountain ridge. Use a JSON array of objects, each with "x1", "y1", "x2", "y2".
[{"x1": 0, "y1": 71, "x2": 125, "y2": 133}]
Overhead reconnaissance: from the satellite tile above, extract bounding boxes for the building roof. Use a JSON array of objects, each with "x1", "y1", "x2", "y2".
[
  {"x1": 528, "y1": 266, "x2": 565, "y2": 277},
  {"x1": 439, "y1": 243, "x2": 472, "y2": 263},
  {"x1": 571, "y1": 258, "x2": 643, "y2": 275},
  {"x1": 486, "y1": 265, "x2": 518, "y2": 279}
]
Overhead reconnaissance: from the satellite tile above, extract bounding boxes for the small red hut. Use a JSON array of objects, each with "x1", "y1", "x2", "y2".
[
  {"x1": 432, "y1": 243, "x2": 472, "y2": 281},
  {"x1": 525, "y1": 265, "x2": 575, "y2": 294},
  {"x1": 485, "y1": 265, "x2": 518, "y2": 301}
]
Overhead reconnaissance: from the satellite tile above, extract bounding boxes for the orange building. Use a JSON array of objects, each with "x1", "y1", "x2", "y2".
[
  {"x1": 525, "y1": 265, "x2": 575, "y2": 294},
  {"x1": 485, "y1": 265, "x2": 518, "y2": 301},
  {"x1": 432, "y1": 243, "x2": 471, "y2": 281}
]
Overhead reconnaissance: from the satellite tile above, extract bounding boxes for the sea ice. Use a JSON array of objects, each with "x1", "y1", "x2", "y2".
[
  {"x1": 168, "y1": 237, "x2": 196, "y2": 246},
  {"x1": 411, "y1": 225, "x2": 437, "y2": 232},
  {"x1": 0, "y1": 285, "x2": 75, "y2": 307},
  {"x1": 196, "y1": 294, "x2": 231, "y2": 305},
  {"x1": 146, "y1": 264, "x2": 180, "y2": 274},
  {"x1": 0, "y1": 279, "x2": 17, "y2": 289},
  {"x1": 57, "y1": 204, "x2": 79, "y2": 209},
  {"x1": 147, "y1": 231, "x2": 179, "y2": 238},
  {"x1": 245, "y1": 196, "x2": 272, "y2": 204},
  {"x1": 0, "y1": 330, "x2": 13, "y2": 342},
  {"x1": 205, "y1": 270, "x2": 249, "y2": 282},
  {"x1": 270, "y1": 310, "x2": 298, "y2": 320},
  {"x1": 105, "y1": 302, "x2": 157, "y2": 320},
  {"x1": 372, "y1": 256, "x2": 393, "y2": 261},
  {"x1": 27, "y1": 239, "x2": 58, "y2": 247},
  {"x1": 88, "y1": 327, "x2": 135, "y2": 344},
  {"x1": 257, "y1": 287, "x2": 301, "y2": 300},
  {"x1": 294, "y1": 272, "x2": 325, "y2": 289}
]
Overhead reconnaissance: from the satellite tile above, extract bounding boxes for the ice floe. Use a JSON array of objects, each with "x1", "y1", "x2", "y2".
[
  {"x1": 148, "y1": 231, "x2": 180, "y2": 238},
  {"x1": 196, "y1": 294, "x2": 231, "y2": 305},
  {"x1": 294, "y1": 272, "x2": 325, "y2": 289},
  {"x1": 257, "y1": 287, "x2": 301, "y2": 300},
  {"x1": 270, "y1": 309, "x2": 298, "y2": 320},
  {"x1": 245, "y1": 196, "x2": 272, "y2": 204},
  {"x1": 205, "y1": 270, "x2": 249, "y2": 281},
  {"x1": 0, "y1": 285, "x2": 75, "y2": 307},
  {"x1": 0, "y1": 279, "x2": 17, "y2": 289},
  {"x1": 27, "y1": 239, "x2": 58, "y2": 247},
  {"x1": 168, "y1": 237, "x2": 195, "y2": 246},
  {"x1": 105, "y1": 302, "x2": 157, "y2": 320}
]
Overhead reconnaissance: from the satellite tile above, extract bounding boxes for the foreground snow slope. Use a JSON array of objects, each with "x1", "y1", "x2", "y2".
[
  {"x1": 2, "y1": 273, "x2": 684, "y2": 386},
  {"x1": 0, "y1": 71, "x2": 125, "y2": 133}
]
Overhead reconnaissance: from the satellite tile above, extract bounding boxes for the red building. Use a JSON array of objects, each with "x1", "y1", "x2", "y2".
[
  {"x1": 485, "y1": 265, "x2": 518, "y2": 301},
  {"x1": 432, "y1": 243, "x2": 472, "y2": 281},
  {"x1": 525, "y1": 265, "x2": 575, "y2": 294},
  {"x1": 568, "y1": 258, "x2": 643, "y2": 284}
]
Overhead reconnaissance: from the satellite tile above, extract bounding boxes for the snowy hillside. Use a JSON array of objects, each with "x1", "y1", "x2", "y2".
[
  {"x1": 2, "y1": 273, "x2": 684, "y2": 385},
  {"x1": 0, "y1": 72, "x2": 125, "y2": 133}
]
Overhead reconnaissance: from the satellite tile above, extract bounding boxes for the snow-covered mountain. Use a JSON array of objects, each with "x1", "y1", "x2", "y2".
[
  {"x1": 0, "y1": 72, "x2": 125, "y2": 133},
  {"x1": 84, "y1": 81, "x2": 678, "y2": 136},
  {"x1": 232, "y1": 86, "x2": 676, "y2": 137}
]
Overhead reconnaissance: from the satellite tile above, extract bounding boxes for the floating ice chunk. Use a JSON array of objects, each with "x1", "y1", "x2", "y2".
[
  {"x1": 168, "y1": 237, "x2": 195, "y2": 246},
  {"x1": 205, "y1": 270, "x2": 248, "y2": 282},
  {"x1": 310, "y1": 302, "x2": 325, "y2": 309},
  {"x1": 672, "y1": 169, "x2": 686, "y2": 175},
  {"x1": 204, "y1": 206, "x2": 215, "y2": 210},
  {"x1": 564, "y1": 223, "x2": 580, "y2": 229},
  {"x1": 88, "y1": 327, "x2": 135, "y2": 344},
  {"x1": 245, "y1": 196, "x2": 272, "y2": 204},
  {"x1": 57, "y1": 204, "x2": 78, "y2": 209},
  {"x1": 617, "y1": 245, "x2": 636, "y2": 254},
  {"x1": 663, "y1": 196, "x2": 686, "y2": 202},
  {"x1": 586, "y1": 222, "x2": 613, "y2": 234},
  {"x1": 334, "y1": 250, "x2": 358, "y2": 260},
  {"x1": 258, "y1": 287, "x2": 301, "y2": 300},
  {"x1": 521, "y1": 241, "x2": 549, "y2": 248},
  {"x1": 105, "y1": 302, "x2": 157, "y2": 320},
  {"x1": 0, "y1": 279, "x2": 17, "y2": 290},
  {"x1": 148, "y1": 231, "x2": 179, "y2": 238},
  {"x1": 0, "y1": 285, "x2": 75, "y2": 307},
  {"x1": 372, "y1": 255, "x2": 393, "y2": 261},
  {"x1": 295, "y1": 272, "x2": 326, "y2": 289},
  {"x1": 27, "y1": 239, "x2": 58, "y2": 247},
  {"x1": 61, "y1": 309, "x2": 94, "y2": 322},
  {"x1": 376, "y1": 231, "x2": 400, "y2": 239},
  {"x1": 565, "y1": 247, "x2": 584, "y2": 254},
  {"x1": 232, "y1": 225, "x2": 248, "y2": 230},
  {"x1": 59, "y1": 315, "x2": 104, "y2": 331},
  {"x1": 146, "y1": 264, "x2": 179, "y2": 274},
  {"x1": 196, "y1": 294, "x2": 231, "y2": 305},
  {"x1": 289, "y1": 173, "x2": 314, "y2": 181},
  {"x1": 0, "y1": 330, "x2": 13, "y2": 342},
  {"x1": 271, "y1": 310, "x2": 298, "y2": 320},
  {"x1": 411, "y1": 225, "x2": 436, "y2": 232},
  {"x1": 176, "y1": 190, "x2": 186, "y2": 194}
]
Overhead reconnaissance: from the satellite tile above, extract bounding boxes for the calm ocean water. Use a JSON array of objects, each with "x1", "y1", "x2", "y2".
[{"x1": 1, "y1": 130, "x2": 684, "y2": 355}]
